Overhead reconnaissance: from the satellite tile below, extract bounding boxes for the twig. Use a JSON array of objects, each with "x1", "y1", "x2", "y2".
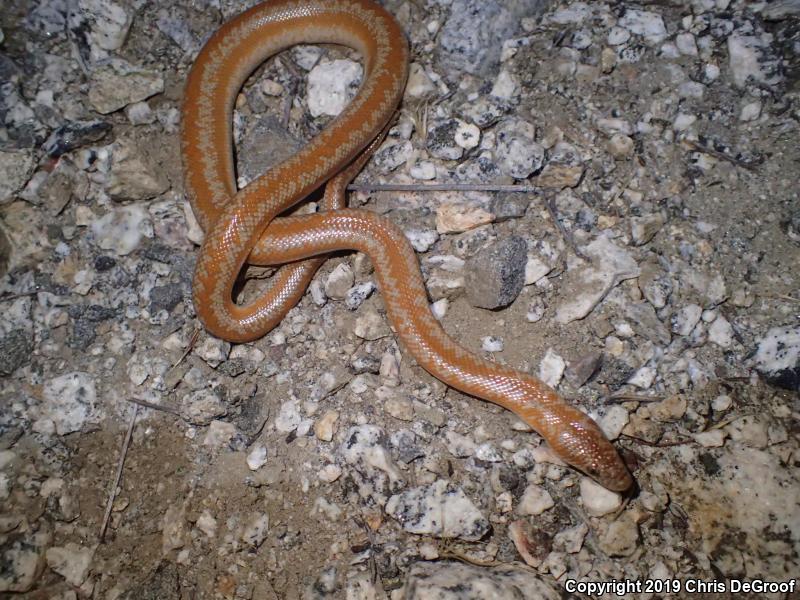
[
  {"x1": 346, "y1": 183, "x2": 541, "y2": 193},
  {"x1": 0, "y1": 291, "x2": 39, "y2": 303},
  {"x1": 99, "y1": 404, "x2": 138, "y2": 542},
  {"x1": 685, "y1": 139, "x2": 760, "y2": 171},
  {"x1": 126, "y1": 396, "x2": 181, "y2": 417},
  {"x1": 171, "y1": 328, "x2": 200, "y2": 370},
  {"x1": 607, "y1": 394, "x2": 665, "y2": 403},
  {"x1": 620, "y1": 433, "x2": 694, "y2": 447}
]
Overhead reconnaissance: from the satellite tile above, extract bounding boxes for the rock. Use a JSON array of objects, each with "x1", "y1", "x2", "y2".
[
  {"x1": 42, "y1": 120, "x2": 112, "y2": 158},
  {"x1": 436, "y1": 202, "x2": 494, "y2": 234},
  {"x1": 492, "y1": 194, "x2": 528, "y2": 222},
  {"x1": 246, "y1": 445, "x2": 268, "y2": 470},
  {"x1": 445, "y1": 430, "x2": 476, "y2": 458},
  {"x1": 406, "y1": 62, "x2": 437, "y2": 98},
  {"x1": 739, "y1": 101, "x2": 762, "y2": 122},
  {"x1": 0, "y1": 531, "x2": 51, "y2": 592},
  {"x1": 405, "y1": 228, "x2": 439, "y2": 252},
  {"x1": 727, "y1": 33, "x2": 782, "y2": 89},
  {"x1": 464, "y1": 236, "x2": 527, "y2": 309},
  {"x1": 618, "y1": 9, "x2": 667, "y2": 44},
  {"x1": 536, "y1": 142, "x2": 584, "y2": 189},
  {"x1": 671, "y1": 304, "x2": 702, "y2": 337},
  {"x1": 599, "y1": 405, "x2": 629, "y2": 440},
  {"x1": 196, "y1": 511, "x2": 217, "y2": 538},
  {"x1": 752, "y1": 326, "x2": 800, "y2": 391},
  {"x1": 555, "y1": 236, "x2": 639, "y2": 324},
  {"x1": 598, "y1": 515, "x2": 639, "y2": 556},
  {"x1": 314, "y1": 410, "x2": 339, "y2": 442},
  {"x1": 385, "y1": 480, "x2": 489, "y2": 541},
  {"x1": 194, "y1": 336, "x2": 230, "y2": 368},
  {"x1": 325, "y1": 263, "x2": 354, "y2": 299},
  {"x1": 179, "y1": 390, "x2": 227, "y2": 426},
  {"x1": 374, "y1": 140, "x2": 413, "y2": 173},
  {"x1": 354, "y1": 306, "x2": 391, "y2": 340},
  {"x1": 91, "y1": 205, "x2": 152, "y2": 256},
  {"x1": 517, "y1": 484, "x2": 554, "y2": 516},
  {"x1": 694, "y1": 429, "x2": 726, "y2": 448},
  {"x1": 638, "y1": 261, "x2": 672, "y2": 309},
  {"x1": 45, "y1": 542, "x2": 93, "y2": 586},
  {"x1": 339, "y1": 425, "x2": 404, "y2": 505},
  {"x1": 725, "y1": 416, "x2": 768, "y2": 449},
  {"x1": 630, "y1": 213, "x2": 666, "y2": 245},
  {"x1": 436, "y1": 0, "x2": 548, "y2": 76},
  {"x1": 495, "y1": 119, "x2": 544, "y2": 179},
  {"x1": 427, "y1": 119, "x2": 465, "y2": 160},
  {"x1": 0, "y1": 151, "x2": 35, "y2": 204},
  {"x1": 161, "y1": 504, "x2": 187, "y2": 553},
  {"x1": 508, "y1": 520, "x2": 552, "y2": 567},
  {"x1": 481, "y1": 336, "x2": 503, "y2": 353},
  {"x1": 241, "y1": 513, "x2": 269, "y2": 547},
  {"x1": 454, "y1": 120, "x2": 481, "y2": 149},
  {"x1": 202, "y1": 420, "x2": 237, "y2": 447},
  {"x1": 41, "y1": 372, "x2": 97, "y2": 435},
  {"x1": 107, "y1": 136, "x2": 170, "y2": 201},
  {"x1": 607, "y1": 134, "x2": 634, "y2": 159},
  {"x1": 73, "y1": 0, "x2": 131, "y2": 60},
  {"x1": 275, "y1": 400, "x2": 302, "y2": 433},
  {"x1": 708, "y1": 316, "x2": 734, "y2": 348},
  {"x1": 402, "y1": 561, "x2": 561, "y2": 599},
  {"x1": 649, "y1": 395, "x2": 687, "y2": 422},
  {"x1": 345, "y1": 282, "x2": 375, "y2": 311},
  {"x1": 580, "y1": 477, "x2": 623, "y2": 517},
  {"x1": 0, "y1": 329, "x2": 33, "y2": 376},
  {"x1": 307, "y1": 59, "x2": 362, "y2": 117},
  {"x1": 553, "y1": 523, "x2": 588, "y2": 554},
  {"x1": 88, "y1": 59, "x2": 164, "y2": 114},
  {"x1": 538, "y1": 349, "x2": 566, "y2": 388}
]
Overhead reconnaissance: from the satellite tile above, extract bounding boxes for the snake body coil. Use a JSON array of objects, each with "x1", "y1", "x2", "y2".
[{"x1": 182, "y1": 0, "x2": 633, "y2": 491}]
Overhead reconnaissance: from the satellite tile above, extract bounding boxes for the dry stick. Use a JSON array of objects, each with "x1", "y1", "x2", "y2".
[
  {"x1": 99, "y1": 403, "x2": 138, "y2": 542},
  {"x1": 607, "y1": 393, "x2": 666, "y2": 403},
  {"x1": 170, "y1": 328, "x2": 200, "y2": 371},
  {"x1": 346, "y1": 183, "x2": 541, "y2": 193},
  {"x1": 126, "y1": 396, "x2": 181, "y2": 417}
]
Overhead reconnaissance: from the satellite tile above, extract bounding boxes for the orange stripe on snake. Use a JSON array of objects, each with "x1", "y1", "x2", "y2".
[{"x1": 181, "y1": 0, "x2": 633, "y2": 491}]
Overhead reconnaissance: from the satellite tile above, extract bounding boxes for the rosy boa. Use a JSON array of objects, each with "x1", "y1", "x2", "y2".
[{"x1": 181, "y1": 0, "x2": 633, "y2": 491}]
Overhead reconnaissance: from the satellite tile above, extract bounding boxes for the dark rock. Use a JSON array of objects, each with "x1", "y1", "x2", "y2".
[{"x1": 464, "y1": 236, "x2": 527, "y2": 309}]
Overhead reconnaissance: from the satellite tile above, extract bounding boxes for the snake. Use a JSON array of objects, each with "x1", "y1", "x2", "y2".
[{"x1": 181, "y1": 0, "x2": 633, "y2": 492}]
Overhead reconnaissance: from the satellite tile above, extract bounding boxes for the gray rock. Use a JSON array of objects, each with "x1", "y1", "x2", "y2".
[
  {"x1": 427, "y1": 119, "x2": 464, "y2": 160},
  {"x1": 0, "y1": 531, "x2": 52, "y2": 592},
  {"x1": 491, "y1": 193, "x2": 528, "y2": 221},
  {"x1": 41, "y1": 372, "x2": 98, "y2": 435},
  {"x1": 88, "y1": 59, "x2": 164, "y2": 114},
  {"x1": 494, "y1": 119, "x2": 544, "y2": 179},
  {"x1": 385, "y1": 480, "x2": 489, "y2": 541},
  {"x1": 753, "y1": 326, "x2": 800, "y2": 391},
  {"x1": 464, "y1": 236, "x2": 527, "y2": 309},
  {"x1": 437, "y1": 0, "x2": 549, "y2": 76},
  {"x1": 0, "y1": 151, "x2": 35, "y2": 205},
  {"x1": 403, "y1": 561, "x2": 560, "y2": 599},
  {"x1": 0, "y1": 329, "x2": 33, "y2": 376}
]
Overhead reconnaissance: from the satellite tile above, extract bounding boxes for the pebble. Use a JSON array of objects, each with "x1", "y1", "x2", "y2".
[
  {"x1": 535, "y1": 142, "x2": 584, "y2": 189},
  {"x1": 553, "y1": 523, "x2": 588, "y2": 554},
  {"x1": 40, "y1": 372, "x2": 97, "y2": 435},
  {"x1": 517, "y1": 484, "x2": 554, "y2": 516},
  {"x1": 307, "y1": 59, "x2": 361, "y2": 117},
  {"x1": 241, "y1": 513, "x2": 270, "y2": 548},
  {"x1": 325, "y1": 263, "x2": 354, "y2": 300},
  {"x1": 618, "y1": 9, "x2": 667, "y2": 44},
  {"x1": 385, "y1": 480, "x2": 490, "y2": 541},
  {"x1": 727, "y1": 33, "x2": 782, "y2": 89},
  {"x1": 494, "y1": 118, "x2": 544, "y2": 179},
  {"x1": 694, "y1": 428, "x2": 726, "y2": 448},
  {"x1": 194, "y1": 336, "x2": 230, "y2": 368},
  {"x1": 630, "y1": 213, "x2": 666, "y2": 245},
  {"x1": 454, "y1": 120, "x2": 481, "y2": 149},
  {"x1": 0, "y1": 531, "x2": 51, "y2": 592},
  {"x1": 725, "y1": 416, "x2": 768, "y2": 449},
  {"x1": 196, "y1": 510, "x2": 217, "y2": 538},
  {"x1": 45, "y1": 542, "x2": 93, "y2": 586},
  {"x1": 607, "y1": 134, "x2": 634, "y2": 159},
  {"x1": 739, "y1": 101, "x2": 762, "y2": 122},
  {"x1": 274, "y1": 400, "x2": 302, "y2": 433},
  {"x1": 538, "y1": 349, "x2": 566, "y2": 388},
  {"x1": 318, "y1": 464, "x2": 342, "y2": 483},
  {"x1": 464, "y1": 236, "x2": 527, "y2": 309},
  {"x1": 403, "y1": 561, "x2": 560, "y2": 599},
  {"x1": 179, "y1": 390, "x2": 226, "y2": 426},
  {"x1": 314, "y1": 410, "x2": 339, "y2": 442},
  {"x1": 0, "y1": 151, "x2": 35, "y2": 205},
  {"x1": 88, "y1": 59, "x2": 164, "y2": 114},
  {"x1": 427, "y1": 119, "x2": 466, "y2": 160},
  {"x1": 202, "y1": 420, "x2": 236, "y2": 447},
  {"x1": 671, "y1": 304, "x2": 702, "y2": 336},
  {"x1": 708, "y1": 315, "x2": 734, "y2": 348},
  {"x1": 345, "y1": 282, "x2": 375, "y2": 310},
  {"x1": 580, "y1": 477, "x2": 623, "y2": 517},
  {"x1": 436, "y1": 201, "x2": 494, "y2": 234},
  {"x1": 599, "y1": 405, "x2": 629, "y2": 440},
  {"x1": 339, "y1": 425, "x2": 404, "y2": 505},
  {"x1": 607, "y1": 27, "x2": 631, "y2": 46},
  {"x1": 405, "y1": 63, "x2": 437, "y2": 98},
  {"x1": 91, "y1": 205, "x2": 151, "y2": 256},
  {"x1": 445, "y1": 430, "x2": 477, "y2": 458},
  {"x1": 599, "y1": 515, "x2": 640, "y2": 556},
  {"x1": 354, "y1": 307, "x2": 391, "y2": 340},
  {"x1": 481, "y1": 336, "x2": 504, "y2": 352},
  {"x1": 246, "y1": 445, "x2": 268, "y2": 470}
]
